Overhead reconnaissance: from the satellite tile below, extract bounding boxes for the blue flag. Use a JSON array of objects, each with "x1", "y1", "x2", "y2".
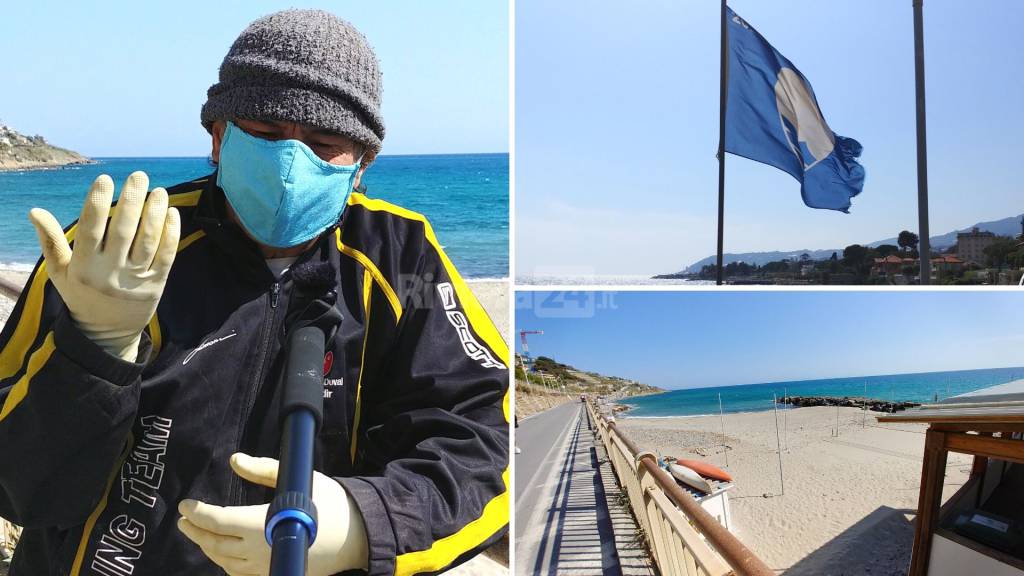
[{"x1": 725, "y1": 7, "x2": 865, "y2": 212}]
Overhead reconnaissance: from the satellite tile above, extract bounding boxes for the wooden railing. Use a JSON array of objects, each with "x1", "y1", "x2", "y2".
[
  {"x1": 587, "y1": 401, "x2": 774, "y2": 576},
  {"x1": 0, "y1": 276, "x2": 22, "y2": 301}
]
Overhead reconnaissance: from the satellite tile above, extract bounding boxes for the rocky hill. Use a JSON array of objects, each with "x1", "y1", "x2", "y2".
[
  {"x1": 0, "y1": 123, "x2": 92, "y2": 171},
  {"x1": 516, "y1": 355, "x2": 663, "y2": 399}
]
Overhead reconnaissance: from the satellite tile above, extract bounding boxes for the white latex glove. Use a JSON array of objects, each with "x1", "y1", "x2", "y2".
[
  {"x1": 28, "y1": 171, "x2": 180, "y2": 361},
  {"x1": 177, "y1": 453, "x2": 369, "y2": 576}
]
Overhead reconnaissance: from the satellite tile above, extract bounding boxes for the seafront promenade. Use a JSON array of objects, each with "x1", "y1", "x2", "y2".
[{"x1": 515, "y1": 402, "x2": 653, "y2": 575}]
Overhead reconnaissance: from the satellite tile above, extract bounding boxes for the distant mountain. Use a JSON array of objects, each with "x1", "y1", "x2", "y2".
[
  {"x1": 675, "y1": 213, "x2": 1024, "y2": 274},
  {"x1": 0, "y1": 123, "x2": 92, "y2": 171},
  {"x1": 867, "y1": 214, "x2": 1024, "y2": 250}
]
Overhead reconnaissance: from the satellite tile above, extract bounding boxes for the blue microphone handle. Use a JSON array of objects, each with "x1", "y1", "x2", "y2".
[{"x1": 267, "y1": 326, "x2": 326, "y2": 576}]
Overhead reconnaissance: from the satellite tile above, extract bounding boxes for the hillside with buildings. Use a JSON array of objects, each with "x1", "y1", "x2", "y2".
[
  {"x1": 0, "y1": 123, "x2": 92, "y2": 171},
  {"x1": 515, "y1": 354, "x2": 663, "y2": 417},
  {"x1": 663, "y1": 218, "x2": 1024, "y2": 285}
]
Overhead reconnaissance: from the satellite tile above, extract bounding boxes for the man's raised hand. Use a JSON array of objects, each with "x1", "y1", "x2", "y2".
[{"x1": 28, "y1": 171, "x2": 180, "y2": 361}]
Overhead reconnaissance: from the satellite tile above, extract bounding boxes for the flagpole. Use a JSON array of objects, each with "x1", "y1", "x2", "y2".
[
  {"x1": 716, "y1": 0, "x2": 728, "y2": 286},
  {"x1": 913, "y1": 0, "x2": 931, "y2": 284}
]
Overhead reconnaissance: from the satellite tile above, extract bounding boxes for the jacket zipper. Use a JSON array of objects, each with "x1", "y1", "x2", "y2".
[{"x1": 229, "y1": 278, "x2": 284, "y2": 504}]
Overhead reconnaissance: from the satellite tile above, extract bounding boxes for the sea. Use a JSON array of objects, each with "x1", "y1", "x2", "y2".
[
  {"x1": 0, "y1": 154, "x2": 508, "y2": 279},
  {"x1": 619, "y1": 367, "x2": 1024, "y2": 418}
]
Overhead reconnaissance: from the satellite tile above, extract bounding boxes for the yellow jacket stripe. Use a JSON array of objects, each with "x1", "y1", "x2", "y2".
[
  {"x1": 394, "y1": 469, "x2": 511, "y2": 576},
  {"x1": 0, "y1": 331, "x2": 56, "y2": 422},
  {"x1": 0, "y1": 224, "x2": 74, "y2": 381},
  {"x1": 349, "y1": 268, "x2": 374, "y2": 463},
  {"x1": 345, "y1": 194, "x2": 510, "y2": 573},
  {"x1": 335, "y1": 228, "x2": 402, "y2": 323},
  {"x1": 69, "y1": 434, "x2": 134, "y2": 576},
  {"x1": 346, "y1": 194, "x2": 509, "y2": 367}
]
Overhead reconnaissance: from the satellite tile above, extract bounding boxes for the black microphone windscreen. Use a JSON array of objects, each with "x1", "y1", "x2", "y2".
[{"x1": 291, "y1": 261, "x2": 337, "y2": 293}]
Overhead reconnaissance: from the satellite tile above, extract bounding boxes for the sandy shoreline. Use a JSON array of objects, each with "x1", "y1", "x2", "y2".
[
  {"x1": 616, "y1": 406, "x2": 972, "y2": 575},
  {"x1": 0, "y1": 268, "x2": 509, "y2": 342}
]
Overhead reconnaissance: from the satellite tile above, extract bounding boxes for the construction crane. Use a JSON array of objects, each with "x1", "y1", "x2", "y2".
[{"x1": 519, "y1": 330, "x2": 543, "y2": 364}]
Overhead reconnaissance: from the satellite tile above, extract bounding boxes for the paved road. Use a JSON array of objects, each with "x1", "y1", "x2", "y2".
[
  {"x1": 515, "y1": 402, "x2": 625, "y2": 575},
  {"x1": 515, "y1": 401, "x2": 581, "y2": 531}
]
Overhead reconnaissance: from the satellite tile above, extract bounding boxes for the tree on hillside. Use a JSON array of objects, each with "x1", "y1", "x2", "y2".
[
  {"x1": 875, "y1": 244, "x2": 900, "y2": 257},
  {"x1": 762, "y1": 260, "x2": 790, "y2": 274},
  {"x1": 898, "y1": 230, "x2": 919, "y2": 253},
  {"x1": 724, "y1": 261, "x2": 755, "y2": 277},
  {"x1": 984, "y1": 237, "x2": 1017, "y2": 270},
  {"x1": 842, "y1": 244, "x2": 868, "y2": 267},
  {"x1": 1008, "y1": 244, "x2": 1024, "y2": 269}
]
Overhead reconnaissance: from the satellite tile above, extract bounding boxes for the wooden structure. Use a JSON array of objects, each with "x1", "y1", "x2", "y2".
[{"x1": 879, "y1": 380, "x2": 1024, "y2": 576}]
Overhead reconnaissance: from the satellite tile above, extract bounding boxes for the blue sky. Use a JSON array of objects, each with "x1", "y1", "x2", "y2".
[
  {"x1": 515, "y1": 291, "x2": 1024, "y2": 390},
  {"x1": 516, "y1": 0, "x2": 1024, "y2": 276},
  {"x1": 0, "y1": 1, "x2": 507, "y2": 157}
]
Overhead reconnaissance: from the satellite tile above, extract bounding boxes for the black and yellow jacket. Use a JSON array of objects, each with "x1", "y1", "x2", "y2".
[{"x1": 0, "y1": 174, "x2": 510, "y2": 576}]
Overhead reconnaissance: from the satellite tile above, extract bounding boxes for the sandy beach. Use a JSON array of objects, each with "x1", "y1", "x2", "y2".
[
  {"x1": 0, "y1": 270, "x2": 30, "y2": 332},
  {"x1": 0, "y1": 268, "x2": 508, "y2": 339},
  {"x1": 617, "y1": 406, "x2": 973, "y2": 575},
  {"x1": 467, "y1": 279, "x2": 510, "y2": 342}
]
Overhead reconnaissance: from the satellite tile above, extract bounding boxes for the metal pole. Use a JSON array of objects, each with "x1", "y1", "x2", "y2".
[
  {"x1": 913, "y1": 0, "x2": 931, "y2": 284},
  {"x1": 836, "y1": 404, "x2": 840, "y2": 437},
  {"x1": 719, "y1": 393, "x2": 728, "y2": 468},
  {"x1": 783, "y1": 387, "x2": 788, "y2": 451},
  {"x1": 773, "y1": 393, "x2": 785, "y2": 496},
  {"x1": 863, "y1": 381, "x2": 867, "y2": 428},
  {"x1": 716, "y1": 0, "x2": 729, "y2": 285},
  {"x1": 519, "y1": 356, "x2": 534, "y2": 387}
]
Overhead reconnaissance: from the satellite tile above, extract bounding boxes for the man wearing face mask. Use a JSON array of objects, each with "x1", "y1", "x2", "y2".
[{"x1": 0, "y1": 9, "x2": 509, "y2": 576}]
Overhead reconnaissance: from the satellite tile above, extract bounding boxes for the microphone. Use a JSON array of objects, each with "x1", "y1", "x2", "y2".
[
  {"x1": 265, "y1": 259, "x2": 341, "y2": 576},
  {"x1": 291, "y1": 260, "x2": 336, "y2": 295}
]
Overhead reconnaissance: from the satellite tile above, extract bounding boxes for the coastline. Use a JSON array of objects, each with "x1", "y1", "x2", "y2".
[
  {"x1": 617, "y1": 406, "x2": 971, "y2": 574},
  {"x1": 614, "y1": 395, "x2": 921, "y2": 419},
  {"x1": 0, "y1": 159, "x2": 96, "y2": 172}
]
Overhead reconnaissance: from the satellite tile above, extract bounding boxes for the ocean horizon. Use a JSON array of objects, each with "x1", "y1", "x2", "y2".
[
  {"x1": 618, "y1": 366, "x2": 1024, "y2": 418},
  {"x1": 0, "y1": 153, "x2": 508, "y2": 279}
]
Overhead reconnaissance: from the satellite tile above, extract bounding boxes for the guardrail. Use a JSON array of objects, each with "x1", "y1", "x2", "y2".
[
  {"x1": 0, "y1": 276, "x2": 23, "y2": 301},
  {"x1": 586, "y1": 401, "x2": 773, "y2": 576}
]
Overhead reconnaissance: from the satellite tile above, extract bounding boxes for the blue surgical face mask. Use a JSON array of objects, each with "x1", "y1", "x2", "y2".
[{"x1": 216, "y1": 121, "x2": 361, "y2": 248}]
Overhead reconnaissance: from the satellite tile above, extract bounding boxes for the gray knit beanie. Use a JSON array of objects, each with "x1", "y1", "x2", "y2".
[{"x1": 201, "y1": 9, "x2": 384, "y2": 153}]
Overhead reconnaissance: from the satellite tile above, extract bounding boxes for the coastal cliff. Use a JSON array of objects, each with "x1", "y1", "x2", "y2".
[
  {"x1": 0, "y1": 123, "x2": 93, "y2": 171},
  {"x1": 516, "y1": 353, "x2": 663, "y2": 417}
]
